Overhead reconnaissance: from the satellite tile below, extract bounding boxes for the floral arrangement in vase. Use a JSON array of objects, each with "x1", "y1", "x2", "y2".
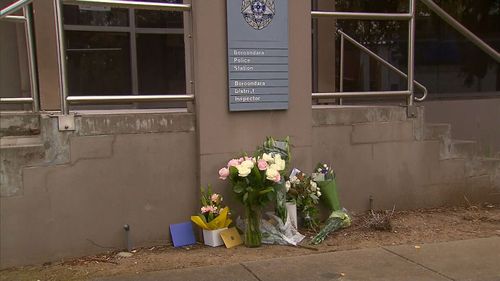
[
  {"x1": 313, "y1": 163, "x2": 340, "y2": 211},
  {"x1": 285, "y1": 171, "x2": 321, "y2": 230},
  {"x1": 191, "y1": 186, "x2": 232, "y2": 247},
  {"x1": 219, "y1": 152, "x2": 286, "y2": 247}
]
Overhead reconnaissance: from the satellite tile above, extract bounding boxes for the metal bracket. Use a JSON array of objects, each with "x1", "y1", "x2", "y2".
[
  {"x1": 58, "y1": 114, "x2": 76, "y2": 131},
  {"x1": 406, "y1": 105, "x2": 418, "y2": 118}
]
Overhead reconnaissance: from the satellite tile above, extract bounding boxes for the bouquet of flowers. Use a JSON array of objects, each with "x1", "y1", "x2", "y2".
[
  {"x1": 191, "y1": 185, "x2": 232, "y2": 231},
  {"x1": 258, "y1": 136, "x2": 291, "y2": 223},
  {"x1": 285, "y1": 171, "x2": 321, "y2": 230},
  {"x1": 311, "y1": 209, "x2": 351, "y2": 245},
  {"x1": 219, "y1": 152, "x2": 286, "y2": 247},
  {"x1": 313, "y1": 163, "x2": 340, "y2": 211}
]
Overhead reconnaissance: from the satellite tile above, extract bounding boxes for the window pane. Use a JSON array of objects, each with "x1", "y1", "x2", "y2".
[
  {"x1": 63, "y1": 5, "x2": 129, "y2": 26},
  {"x1": 66, "y1": 31, "x2": 132, "y2": 95},
  {"x1": 331, "y1": 0, "x2": 500, "y2": 97},
  {"x1": 135, "y1": 0, "x2": 183, "y2": 28},
  {"x1": 136, "y1": 33, "x2": 185, "y2": 95}
]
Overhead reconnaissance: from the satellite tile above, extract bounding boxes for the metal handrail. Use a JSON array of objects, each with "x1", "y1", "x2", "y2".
[
  {"x1": 312, "y1": 0, "x2": 500, "y2": 106},
  {"x1": 311, "y1": 11, "x2": 412, "y2": 21},
  {"x1": 67, "y1": 95, "x2": 195, "y2": 104},
  {"x1": 3, "y1": 15, "x2": 26, "y2": 22},
  {"x1": 0, "y1": 0, "x2": 39, "y2": 112},
  {"x1": 0, "y1": 97, "x2": 34, "y2": 104},
  {"x1": 312, "y1": 91, "x2": 410, "y2": 99},
  {"x1": 338, "y1": 30, "x2": 428, "y2": 102},
  {"x1": 63, "y1": 0, "x2": 191, "y2": 11},
  {"x1": 311, "y1": 0, "x2": 417, "y2": 106},
  {"x1": 420, "y1": 0, "x2": 500, "y2": 63},
  {"x1": 0, "y1": 0, "x2": 32, "y2": 18}
]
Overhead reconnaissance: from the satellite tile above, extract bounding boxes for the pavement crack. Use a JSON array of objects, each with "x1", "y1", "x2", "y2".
[
  {"x1": 382, "y1": 247, "x2": 456, "y2": 281},
  {"x1": 240, "y1": 263, "x2": 263, "y2": 281}
]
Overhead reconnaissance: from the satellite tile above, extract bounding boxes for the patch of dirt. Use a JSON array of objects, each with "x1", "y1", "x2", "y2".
[{"x1": 2, "y1": 205, "x2": 499, "y2": 281}]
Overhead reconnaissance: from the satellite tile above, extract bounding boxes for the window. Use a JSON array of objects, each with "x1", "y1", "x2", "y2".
[
  {"x1": 312, "y1": 0, "x2": 500, "y2": 99},
  {"x1": 63, "y1": 0, "x2": 186, "y2": 106}
]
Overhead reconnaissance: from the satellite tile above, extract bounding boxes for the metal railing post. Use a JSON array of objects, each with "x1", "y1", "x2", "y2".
[
  {"x1": 23, "y1": 4, "x2": 39, "y2": 112},
  {"x1": 407, "y1": 0, "x2": 416, "y2": 108},
  {"x1": 54, "y1": 0, "x2": 69, "y2": 114},
  {"x1": 338, "y1": 30, "x2": 428, "y2": 100},
  {"x1": 339, "y1": 32, "x2": 344, "y2": 105}
]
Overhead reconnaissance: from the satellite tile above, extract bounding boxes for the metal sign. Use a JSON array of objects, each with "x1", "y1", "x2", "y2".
[{"x1": 227, "y1": 0, "x2": 289, "y2": 111}]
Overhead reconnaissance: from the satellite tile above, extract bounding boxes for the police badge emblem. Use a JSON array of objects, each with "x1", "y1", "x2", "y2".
[{"x1": 241, "y1": 0, "x2": 276, "y2": 30}]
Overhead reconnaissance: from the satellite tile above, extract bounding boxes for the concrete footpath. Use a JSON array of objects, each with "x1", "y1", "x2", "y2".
[{"x1": 95, "y1": 237, "x2": 500, "y2": 281}]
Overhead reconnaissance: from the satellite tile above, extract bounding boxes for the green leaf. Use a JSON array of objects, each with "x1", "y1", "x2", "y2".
[
  {"x1": 243, "y1": 192, "x2": 248, "y2": 203},
  {"x1": 266, "y1": 190, "x2": 274, "y2": 201},
  {"x1": 233, "y1": 183, "x2": 245, "y2": 194},
  {"x1": 199, "y1": 214, "x2": 207, "y2": 224},
  {"x1": 258, "y1": 187, "x2": 273, "y2": 195},
  {"x1": 252, "y1": 166, "x2": 262, "y2": 185}
]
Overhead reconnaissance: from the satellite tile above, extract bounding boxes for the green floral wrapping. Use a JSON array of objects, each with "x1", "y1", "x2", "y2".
[
  {"x1": 275, "y1": 183, "x2": 288, "y2": 223},
  {"x1": 310, "y1": 210, "x2": 351, "y2": 245},
  {"x1": 318, "y1": 179, "x2": 340, "y2": 211}
]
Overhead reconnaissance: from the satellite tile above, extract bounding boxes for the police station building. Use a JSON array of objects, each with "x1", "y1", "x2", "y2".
[{"x1": 1, "y1": 0, "x2": 499, "y2": 267}]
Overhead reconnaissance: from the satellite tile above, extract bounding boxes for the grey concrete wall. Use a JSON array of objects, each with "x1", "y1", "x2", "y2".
[
  {"x1": 315, "y1": 0, "x2": 336, "y2": 93},
  {"x1": 423, "y1": 98, "x2": 500, "y2": 155},
  {"x1": 312, "y1": 106, "x2": 500, "y2": 211},
  {"x1": 192, "y1": 0, "x2": 313, "y2": 206},
  {"x1": 1, "y1": 112, "x2": 197, "y2": 268}
]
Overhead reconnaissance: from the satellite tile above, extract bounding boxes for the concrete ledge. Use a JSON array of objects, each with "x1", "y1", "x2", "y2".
[
  {"x1": 75, "y1": 112, "x2": 195, "y2": 136},
  {"x1": 351, "y1": 121, "x2": 414, "y2": 144},
  {"x1": 424, "y1": 123, "x2": 451, "y2": 141},
  {"x1": 313, "y1": 106, "x2": 409, "y2": 126},
  {"x1": 0, "y1": 113, "x2": 40, "y2": 137}
]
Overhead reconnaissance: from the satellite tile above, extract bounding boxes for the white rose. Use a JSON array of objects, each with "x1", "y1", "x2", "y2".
[
  {"x1": 262, "y1": 153, "x2": 274, "y2": 163},
  {"x1": 275, "y1": 158, "x2": 286, "y2": 171},
  {"x1": 241, "y1": 160, "x2": 254, "y2": 169},
  {"x1": 236, "y1": 165, "x2": 251, "y2": 177},
  {"x1": 310, "y1": 181, "x2": 317, "y2": 189},
  {"x1": 317, "y1": 191, "x2": 322, "y2": 197},
  {"x1": 266, "y1": 168, "x2": 279, "y2": 182},
  {"x1": 285, "y1": 181, "x2": 291, "y2": 192},
  {"x1": 270, "y1": 163, "x2": 279, "y2": 171},
  {"x1": 274, "y1": 154, "x2": 282, "y2": 162}
]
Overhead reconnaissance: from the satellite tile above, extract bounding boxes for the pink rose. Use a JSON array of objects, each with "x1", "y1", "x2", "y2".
[
  {"x1": 227, "y1": 159, "x2": 240, "y2": 167},
  {"x1": 257, "y1": 159, "x2": 268, "y2": 171},
  {"x1": 211, "y1": 193, "x2": 220, "y2": 203},
  {"x1": 274, "y1": 173, "x2": 281, "y2": 183},
  {"x1": 245, "y1": 156, "x2": 256, "y2": 163},
  {"x1": 219, "y1": 167, "x2": 229, "y2": 180}
]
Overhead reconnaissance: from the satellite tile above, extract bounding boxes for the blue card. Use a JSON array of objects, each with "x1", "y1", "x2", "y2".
[{"x1": 170, "y1": 222, "x2": 196, "y2": 247}]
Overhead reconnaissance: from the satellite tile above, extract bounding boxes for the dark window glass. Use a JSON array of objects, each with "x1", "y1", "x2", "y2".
[
  {"x1": 136, "y1": 33, "x2": 185, "y2": 95},
  {"x1": 329, "y1": 0, "x2": 500, "y2": 98},
  {"x1": 135, "y1": 0, "x2": 183, "y2": 28},
  {"x1": 63, "y1": 5, "x2": 129, "y2": 26},
  {"x1": 66, "y1": 31, "x2": 132, "y2": 95}
]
